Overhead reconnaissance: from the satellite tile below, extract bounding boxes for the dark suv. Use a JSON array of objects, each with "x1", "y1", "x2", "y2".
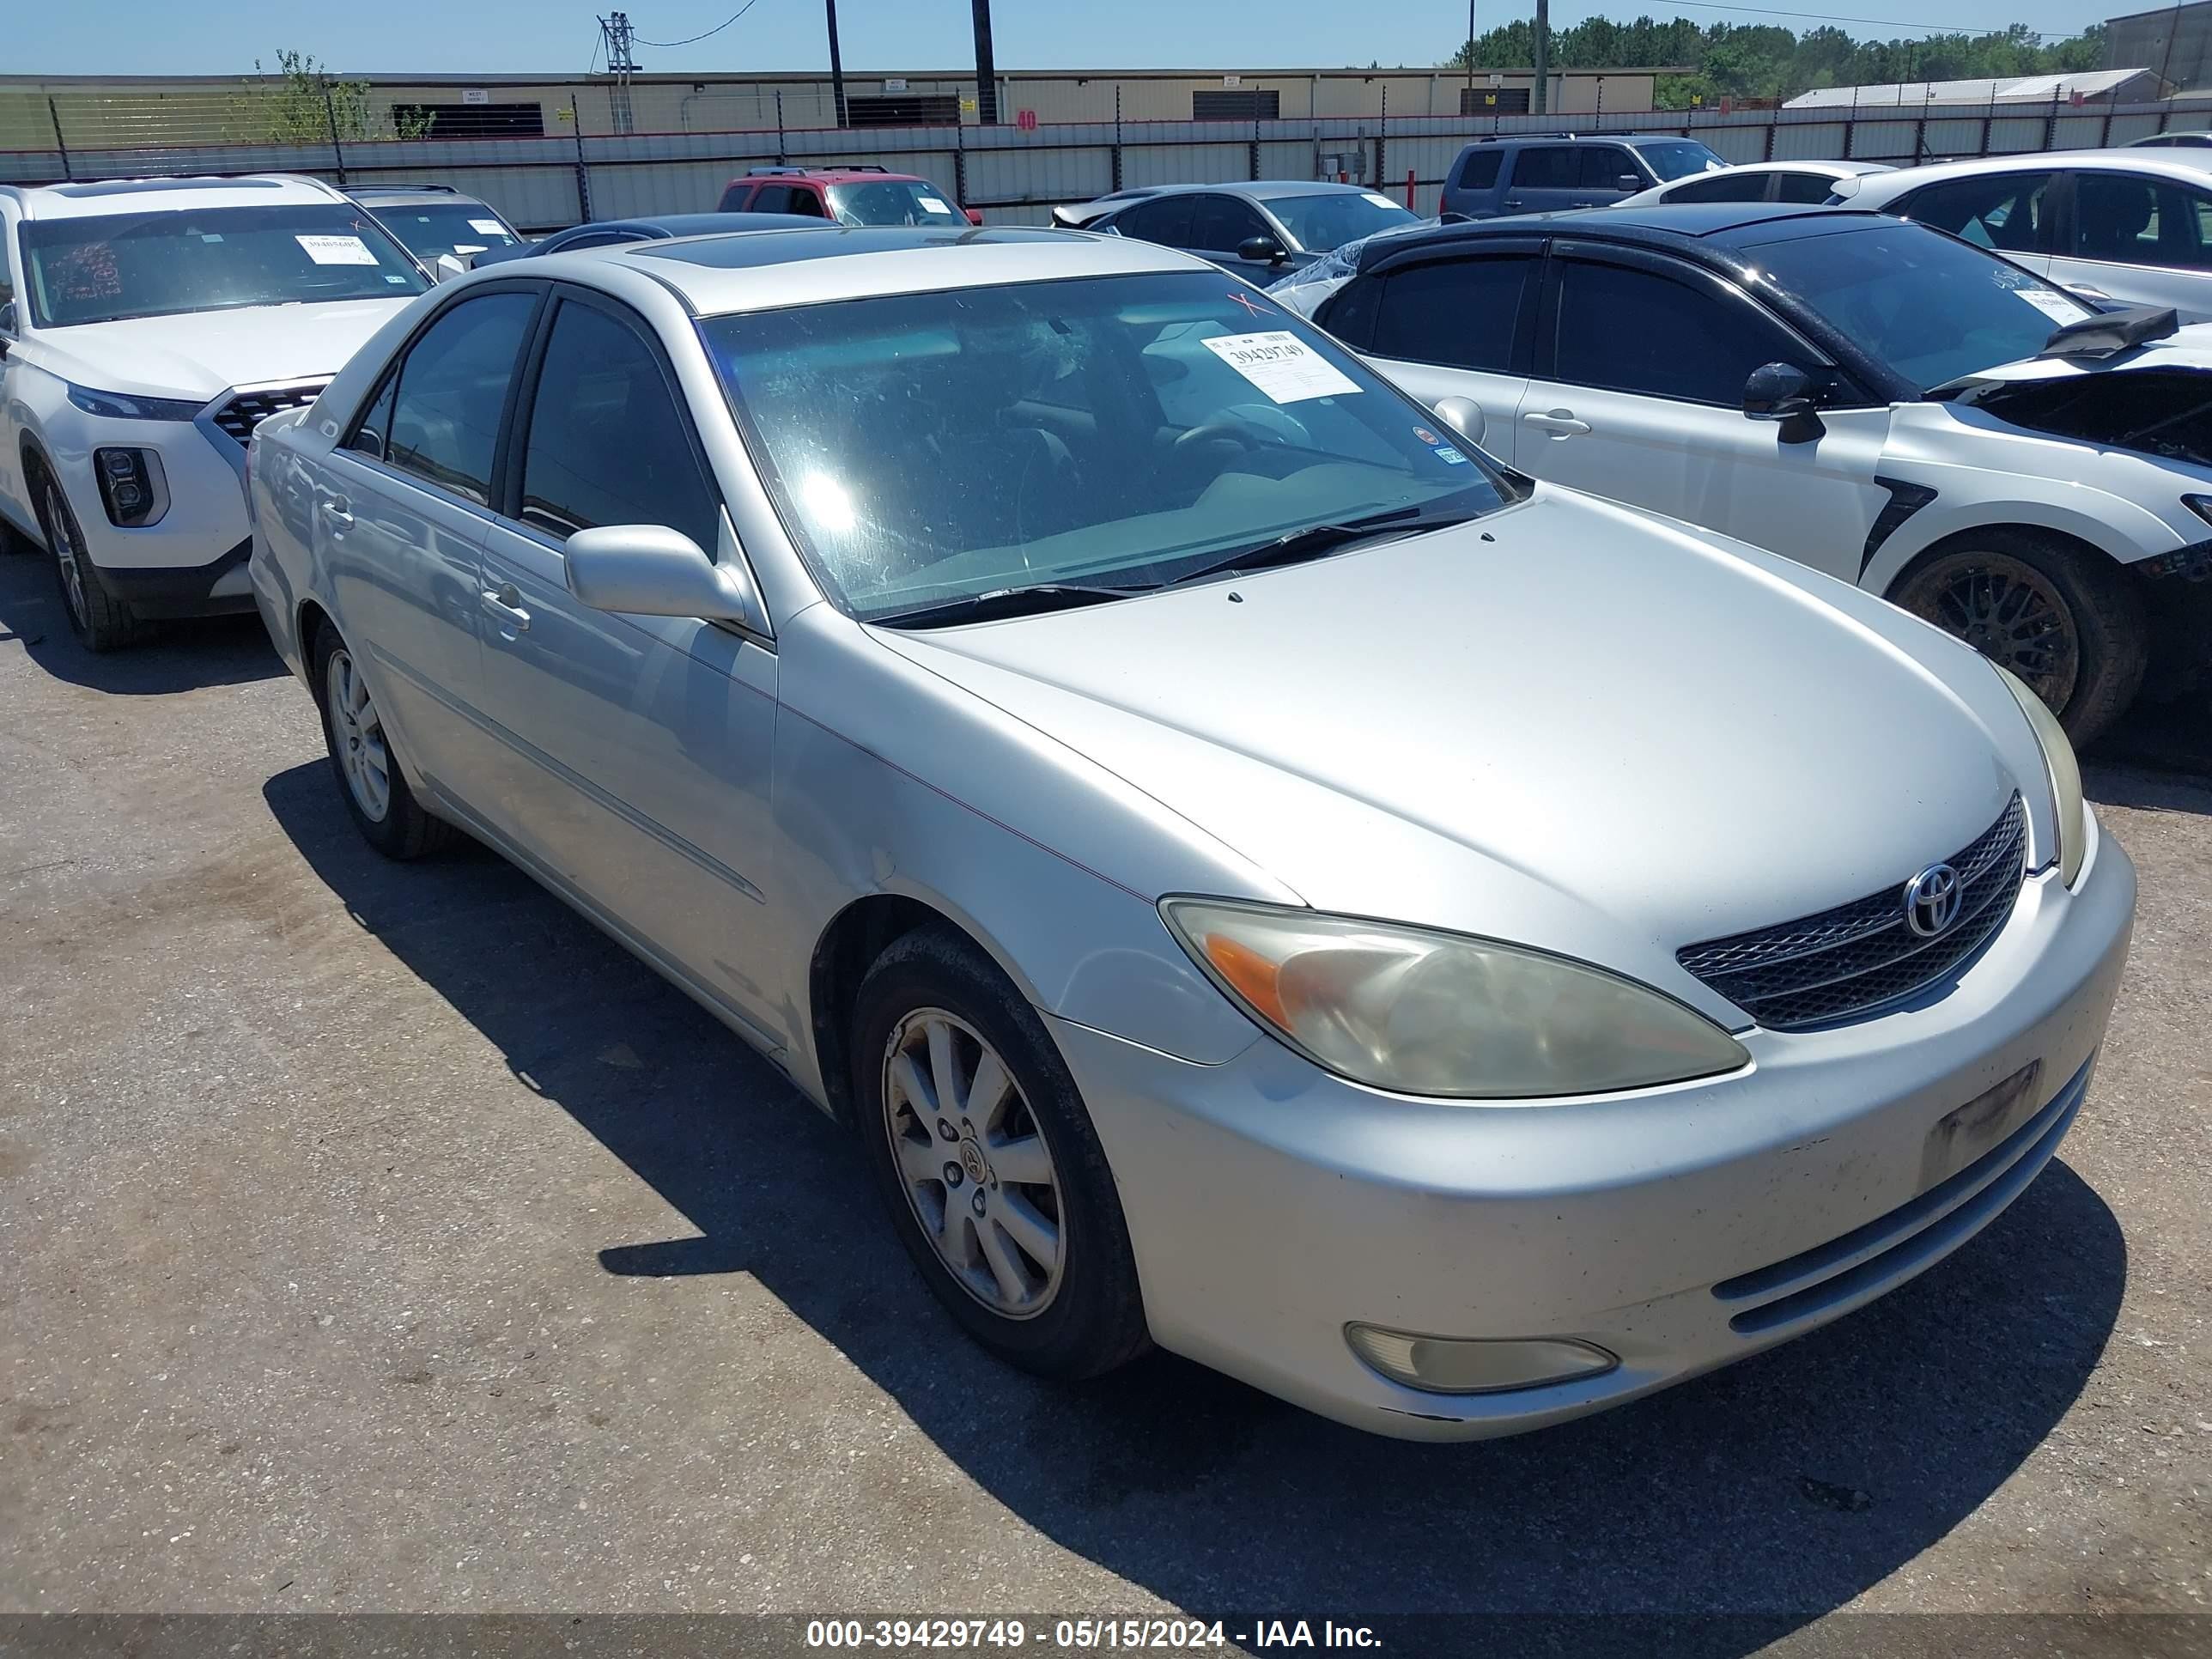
[{"x1": 1441, "y1": 133, "x2": 1727, "y2": 219}]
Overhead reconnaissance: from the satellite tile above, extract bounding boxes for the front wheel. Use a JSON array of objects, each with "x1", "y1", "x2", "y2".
[
  {"x1": 37, "y1": 477, "x2": 146, "y2": 652},
  {"x1": 1889, "y1": 531, "x2": 2146, "y2": 749},
  {"x1": 851, "y1": 925, "x2": 1151, "y2": 1381}
]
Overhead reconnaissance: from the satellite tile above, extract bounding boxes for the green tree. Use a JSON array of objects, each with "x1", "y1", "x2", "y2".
[{"x1": 231, "y1": 50, "x2": 432, "y2": 144}]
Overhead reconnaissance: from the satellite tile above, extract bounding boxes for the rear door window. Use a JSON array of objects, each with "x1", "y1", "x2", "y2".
[
  {"x1": 1457, "y1": 149, "x2": 1504, "y2": 191},
  {"x1": 1773, "y1": 171, "x2": 1841, "y2": 204},
  {"x1": 749, "y1": 185, "x2": 795, "y2": 214},
  {"x1": 1510, "y1": 147, "x2": 1580, "y2": 191},
  {"x1": 1666, "y1": 171, "x2": 1773, "y2": 204},
  {"x1": 1370, "y1": 253, "x2": 1538, "y2": 373},
  {"x1": 1894, "y1": 173, "x2": 2054, "y2": 254},
  {"x1": 377, "y1": 289, "x2": 538, "y2": 503},
  {"x1": 1116, "y1": 195, "x2": 1199, "y2": 248},
  {"x1": 2069, "y1": 170, "x2": 2212, "y2": 268}
]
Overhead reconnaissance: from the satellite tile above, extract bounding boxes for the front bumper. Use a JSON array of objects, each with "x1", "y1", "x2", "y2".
[
  {"x1": 40, "y1": 408, "x2": 255, "y2": 605},
  {"x1": 1058, "y1": 830, "x2": 2136, "y2": 1440}
]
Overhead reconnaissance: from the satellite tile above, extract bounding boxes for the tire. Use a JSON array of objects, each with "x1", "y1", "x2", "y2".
[
  {"x1": 1889, "y1": 530, "x2": 2147, "y2": 750},
  {"x1": 35, "y1": 473, "x2": 148, "y2": 652},
  {"x1": 850, "y1": 925, "x2": 1151, "y2": 1382},
  {"x1": 310, "y1": 622, "x2": 454, "y2": 860}
]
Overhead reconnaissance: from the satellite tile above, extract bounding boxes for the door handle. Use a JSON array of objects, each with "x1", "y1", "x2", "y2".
[
  {"x1": 1524, "y1": 410, "x2": 1592, "y2": 438},
  {"x1": 319, "y1": 495, "x2": 353, "y2": 527},
  {"x1": 1503, "y1": 198, "x2": 1525, "y2": 209},
  {"x1": 481, "y1": 584, "x2": 531, "y2": 632}
]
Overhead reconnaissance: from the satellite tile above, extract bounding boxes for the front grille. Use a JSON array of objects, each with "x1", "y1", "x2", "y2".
[
  {"x1": 1677, "y1": 795, "x2": 2028, "y2": 1030},
  {"x1": 206, "y1": 382, "x2": 328, "y2": 447}
]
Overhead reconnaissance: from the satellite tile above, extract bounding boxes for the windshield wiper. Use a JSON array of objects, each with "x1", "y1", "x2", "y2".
[
  {"x1": 872, "y1": 581, "x2": 1153, "y2": 629},
  {"x1": 1159, "y1": 504, "x2": 1477, "y2": 590}
]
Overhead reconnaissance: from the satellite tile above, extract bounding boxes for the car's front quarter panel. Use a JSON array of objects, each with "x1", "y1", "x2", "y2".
[
  {"x1": 1862, "y1": 399, "x2": 2212, "y2": 591},
  {"x1": 765, "y1": 603, "x2": 1288, "y2": 1100}
]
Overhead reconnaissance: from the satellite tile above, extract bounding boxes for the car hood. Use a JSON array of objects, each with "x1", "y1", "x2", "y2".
[
  {"x1": 872, "y1": 488, "x2": 2037, "y2": 956},
  {"x1": 1934, "y1": 323, "x2": 2212, "y2": 468},
  {"x1": 1938, "y1": 318, "x2": 2212, "y2": 388},
  {"x1": 28, "y1": 299, "x2": 417, "y2": 402}
]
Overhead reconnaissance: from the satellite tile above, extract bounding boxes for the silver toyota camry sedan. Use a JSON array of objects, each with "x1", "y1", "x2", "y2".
[{"x1": 248, "y1": 224, "x2": 2136, "y2": 1440}]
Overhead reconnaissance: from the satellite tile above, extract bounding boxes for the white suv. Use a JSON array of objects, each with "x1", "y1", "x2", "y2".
[{"x1": 0, "y1": 175, "x2": 428, "y2": 649}]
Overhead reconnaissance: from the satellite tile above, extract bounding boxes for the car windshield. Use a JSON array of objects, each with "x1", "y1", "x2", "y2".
[
  {"x1": 367, "y1": 202, "x2": 521, "y2": 261},
  {"x1": 1638, "y1": 141, "x2": 1728, "y2": 181},
  {"x1": 702, "y1": 271, "x2": 1513, "y2": 621},
  {"x1": 1744, "y1": 221, "x2": 2094, "y2": 393},
  {"x1": 1266, "y1": 191, "x2": 1420, "y2": 253},
  {"x1": 21, "y1": 205, "x2": 427, "y2": 327},
  {"x1": 826, "y1": 179, "x2": 962, "y2": 226}
]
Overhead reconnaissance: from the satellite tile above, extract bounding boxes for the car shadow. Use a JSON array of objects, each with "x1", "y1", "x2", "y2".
[
  {"x1": 263, "y1": 760, "x2": 2127, "y2": 1641},
  {"x1": 0, "y1": 545, "x2": 283, "y2": 695},
  {"x1": 2084, "y1": 758, "x2": 2212, "y2": 818}
]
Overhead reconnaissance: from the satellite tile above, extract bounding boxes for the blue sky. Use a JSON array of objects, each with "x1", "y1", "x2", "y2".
[{"x1": 21, "y1": 0, "x2": 2111, "y2": 77}]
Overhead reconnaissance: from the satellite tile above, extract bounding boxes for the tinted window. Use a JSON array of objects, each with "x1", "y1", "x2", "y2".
[
  {"x1": 1896, "y1": 173, "x2": 2053, "y2": 254},
  {"x1": 1511, "y1": 147, "x2": 1580, "y2": 191},
  {"x1": 1370, "y1": 254, "x2": 1535, "y2": 373},
  {"x1": 520, "y1": 301, "x2": 720, "y2": 550},
  {"x1": 787, "y1": 188, "x2": 831, "y2": 220},
  {"x1": 1553, "y1": 258, "x2": 1800, "y2": 404},
  {"x1": 381, "y1": 290, "x2": 537, "y2": 503},
  {"x1": 1745, "y1": 221, "x2": 2091, "y2": 393},
  {"x1": 554, "y1": 229, "x2": 634, "y2": 252},
  {"x1": 716, "y1": 184, "x2": 750, "y2": 211},
  {"x1": 1774, "y1": 171, "x2": 1841, "y2": 204},
  {"x1": 1578, "y1": 147, "x2": 1638, "y2": 190},
  {"x1": 750, "y1": 185, "x2": 795, "y2": 214},
  {"x1": 1115, "y1": 196, "x2": 1198, "y2": 247},
  {"x1": 704, "y1": 272, "x2": 1512, "y2": 621},
  {"x1": 349, "y1": 373, "x2": 399, "y2": 462},
  {"x1": 1666, "y1": 171, "x2": 1772, "y2": 204},
  {"x1": 2071, "y1": 171, "x2": 2212, "y2": 269},
  {"x1": 1458, "y1": 149, "x2": 1503, "y2": 191},
  {"x1": 1191, "y1": 195, "x2": 1271, "y2": 252}
]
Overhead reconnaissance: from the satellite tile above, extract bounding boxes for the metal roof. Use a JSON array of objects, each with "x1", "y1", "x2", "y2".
[{"x1": 1785, "y1": 68, "x2": 2160, "y2": 108}]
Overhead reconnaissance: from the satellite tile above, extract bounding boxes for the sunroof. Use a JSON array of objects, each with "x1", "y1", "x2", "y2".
[{"x1": 635, "y1": 224, "x2": 1067, "y2": 270}]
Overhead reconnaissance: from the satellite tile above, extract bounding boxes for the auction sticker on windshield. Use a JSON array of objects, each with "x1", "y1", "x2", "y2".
[
  {"x1": 2014, "y1": 287, "x2": 2085, "y2": 325},
  {"x1": 1201, "y1": 330, "x2": 1361, "y2": 403},
  {"x1": 296, "y1": 234, "x2": 379, "y2": 266},
  {"x1": 468, "y1": 218, "x2": 506, "y2": 235}
]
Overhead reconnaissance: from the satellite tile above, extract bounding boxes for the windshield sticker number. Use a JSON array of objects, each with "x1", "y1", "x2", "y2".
[
  {"x1": 1363, "y1": 191, "x2": 1401, "y2": 210},
  {"x1": 297, "y1": 234, "x2": 379, "y2": 266},
  {"x1": 1432, "y1": 446, "x2": 1469, "y2": 465},
  {"x1": 920, "y1": 197, "x2": 953, "y2": 215},
  {"x1": 2016, "y1": 287, "x2": 2085, "y2": 325},
  {"x1": 1201, "y1": 330, "x2": 1361, "y2": 404},
  {"x1": 468, "y1": 218, "x2": 506, "y2": 235}
]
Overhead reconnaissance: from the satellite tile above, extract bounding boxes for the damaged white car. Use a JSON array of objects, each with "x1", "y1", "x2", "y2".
[{"x1": 1304, "y1": 205, "x2": 2212, "y2": 744}]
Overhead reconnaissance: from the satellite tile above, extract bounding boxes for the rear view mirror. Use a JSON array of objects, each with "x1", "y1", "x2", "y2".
[
  {"x1": 1238, "y1": 234, "x2": 1289, "y2": 267},
  {"x1": 431, "y1": 252, "x2": 470, "y2": 284},
  {"x1": 565, "y1": 520, "x2": 767, "y2": 633},
  {"x1": 1743, "y1": 361, "x2": 1824, "y2": 441},
  {"x1": 1431, "y1": 396, "x2": 1486, "y2": 449}
]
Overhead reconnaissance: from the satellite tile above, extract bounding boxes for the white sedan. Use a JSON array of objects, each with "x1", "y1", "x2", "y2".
[{"x1": 1617, "y1": 158, "x2": 1893, "y2": 208}]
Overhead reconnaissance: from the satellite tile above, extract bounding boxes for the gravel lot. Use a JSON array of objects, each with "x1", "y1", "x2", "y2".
[{"x1": 1, "y1": 544, "x2": 2208, "y2": 1651}]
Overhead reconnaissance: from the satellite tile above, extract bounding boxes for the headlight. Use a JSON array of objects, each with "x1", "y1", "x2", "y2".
[
  {"x1": 1160, "y1": 899, "x2": 1749, "y2": 1099},
  {"x1": 66, "y1": 382, "x2": 204, "y2": 422},
  {"x1": 1995, "y1": 665, "x2": 2088, "y2": 887}
]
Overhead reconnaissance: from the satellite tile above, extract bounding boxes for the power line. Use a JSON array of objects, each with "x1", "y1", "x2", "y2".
[{"x1": 635, "y1": 0, "x2": 765, "y2": 48}]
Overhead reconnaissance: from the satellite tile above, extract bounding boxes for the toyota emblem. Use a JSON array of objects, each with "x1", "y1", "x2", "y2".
[{"x1": 1903, "y1": 863, "x2": 1963, "y2": 938}]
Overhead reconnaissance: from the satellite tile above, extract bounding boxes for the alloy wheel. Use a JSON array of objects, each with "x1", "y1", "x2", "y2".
[
  {"x1": 881, "y1": 1008, "x2": 1066, "y2": 1319},
  {"x1": 1906, "y1": 551, "x2": 2081, "y2": 714},
  {"x1": 45, "y1": 483, "x2": 88, "y2": 630},
  {"x1": 325, "y1": 647, "x2": 393, "y2": 823}
]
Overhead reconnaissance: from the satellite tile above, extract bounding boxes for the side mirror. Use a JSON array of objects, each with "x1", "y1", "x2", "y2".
[
  {"x1": 1743, "y1": 361, "x2": 1824, "y2": 441},
  {"x1": 1616, "y1": 173, "x2": 1644, "y2": 193},
  {"x1": 1431, "y1": 395, "x2": 1486, "y2": 449},
  {"x1": 431, "y1": 252, "x2": 470, "y2": 284},
  {"x1": 1238, "y1": 234, "x2": 1289, "y2": 267},
  {"x1": 565, "y1": 520, "x2": 767, "y2": 632},
  {"x1": 963, "y1": 207, "x2": 984, "y2": 226}
]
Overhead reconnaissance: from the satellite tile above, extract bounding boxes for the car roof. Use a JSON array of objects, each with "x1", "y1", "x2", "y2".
[
  {"x1": 1352, "y1": 203, "x2": 1896, "y2": 269},
  {"x1": 1474, "y1": 131, "x2": 1710, "y2": 148},
  {"x1": 1860, "y1": 146, "x2": 2212, "y2": 185},
  {"x1": 612, "y1": 223, "x2": 1197, "y2": 314},
  {"x1": 575, "y1": 211, "x2": 831, "y2": 238},
  {"x1": 4, "y1": 173, "x2": 347, "y2": 220},
  {"x1": 735, "y1": 167, "x2": 930, "y2": 184},
  {"x1": 1111, "y1": 179, "x2": 1389, "y2": 204},
  {"x1": 347, "y1": 185, "x2": 494, "y2": 209}
]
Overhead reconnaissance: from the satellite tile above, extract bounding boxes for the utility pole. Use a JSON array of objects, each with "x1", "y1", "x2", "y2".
[
  {"x1": 1466, "y1": 0, "x2": 1475, "y2": 115},
  {"x1": 1532, "y1": 0, "x2": 1550, "y2": 116},
  {"x1": 972, "y1": 0, "x2": 1000, "y2": 125},
  {"x1": 598, "y1": 11, "x2": 638, "y2": 135},
  {"x1": 825, "y1": 0, "x2": 848, "y2": 127}
]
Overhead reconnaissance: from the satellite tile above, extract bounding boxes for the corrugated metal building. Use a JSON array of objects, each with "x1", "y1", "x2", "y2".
[
  {"x1": 2106, "y1": 2, "x2": 2212, "y2": 94},
  {"x1": 0, "y1": 65, "x2": 1669, "y2": 151},
  {"x1": 1784, "y1": 68, "x2": 2166, "y2": 109}
]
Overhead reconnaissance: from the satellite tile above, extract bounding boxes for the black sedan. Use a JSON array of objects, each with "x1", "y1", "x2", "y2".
[{"x1": 465, "y1": 210, "x2": 831, "y2": 269}]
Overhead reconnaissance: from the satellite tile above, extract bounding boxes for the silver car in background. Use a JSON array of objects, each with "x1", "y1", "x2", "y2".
[{"x1": 248, "y1": 225, "x2": 2135, "y2": 1439}]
